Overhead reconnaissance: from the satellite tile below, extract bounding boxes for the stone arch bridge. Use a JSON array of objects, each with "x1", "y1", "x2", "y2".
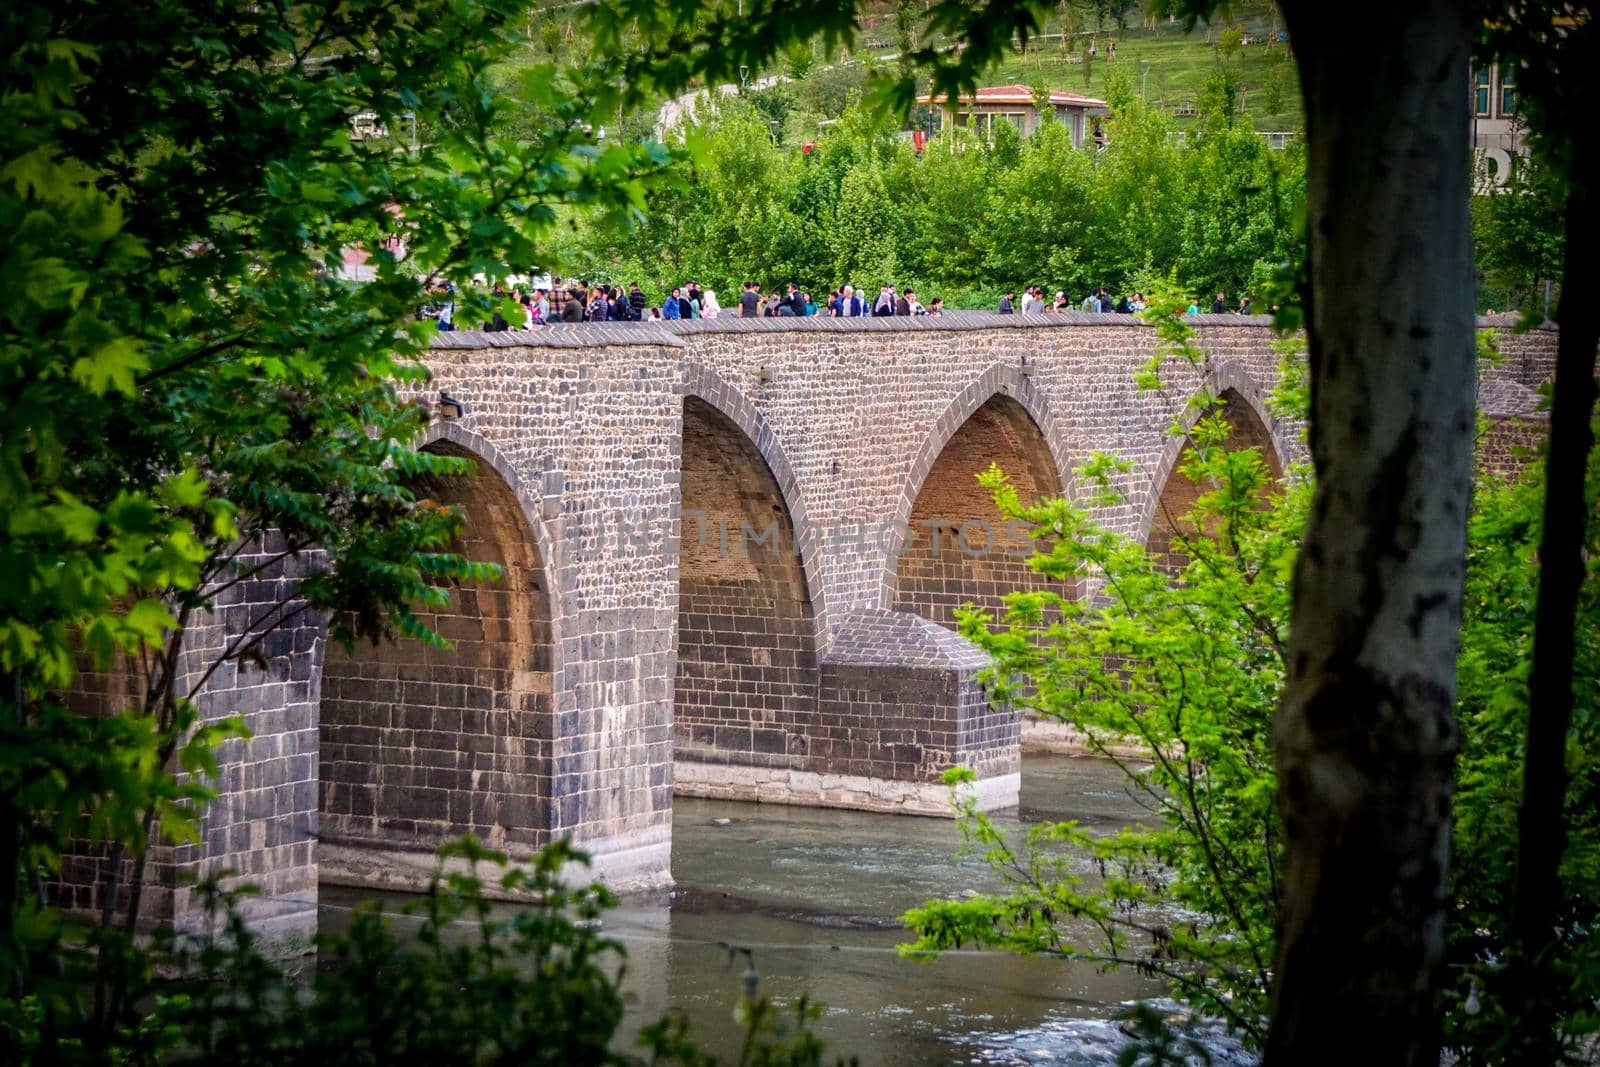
[{"x1": 72, "y1": 314, "x2": 1556, "y2": 935}]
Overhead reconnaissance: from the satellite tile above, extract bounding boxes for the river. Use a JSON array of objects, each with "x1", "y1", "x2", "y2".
[{"x1": 321, "y1": 754, "x2": 1250, "y2": 1065}]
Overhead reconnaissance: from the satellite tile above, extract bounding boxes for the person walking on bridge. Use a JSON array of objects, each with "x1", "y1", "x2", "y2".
[
  {"x1": 836, "y1": 285, "x2": 864, "y2": 317},
  {"x1": 873, "y1": 285, "x2": 896, "y2": 316},
  {"x1": 561, "y1": 287, "x2": 583, "y2": 322}
]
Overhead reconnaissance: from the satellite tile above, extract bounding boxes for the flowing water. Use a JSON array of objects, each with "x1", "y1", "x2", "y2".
[{"x1": 321, "y1": 754, "x2": 1248, "y2": 1065}]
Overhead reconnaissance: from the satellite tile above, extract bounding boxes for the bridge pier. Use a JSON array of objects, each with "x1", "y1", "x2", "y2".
[{"x1": 674, "y1": 610, "x2": 1018, "y2": 814}]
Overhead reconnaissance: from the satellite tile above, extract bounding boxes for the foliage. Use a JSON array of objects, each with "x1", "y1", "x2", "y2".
[
  {"x1": 2, "y1": 0, "x2": 1112, "y2": 1059},
  {"x1": 900, "y1": 311, "x2": 1600, "y2": 1055},
  {"x1": 899, "y1": 342, "x2": 1301, "y2": 1045},
  {"x1": 1471, "y1": 152, "x2": 1567, "y2": 316},
  {"x1": 4, "y1": 837, "x2": 849, "y2": 1066},
  {"x1": 1445, "y1": 424, "x2": 1600, "y2": 1064},
  {"x1": 583, "y1": 88, "x2": 1304, "y2": 308}
]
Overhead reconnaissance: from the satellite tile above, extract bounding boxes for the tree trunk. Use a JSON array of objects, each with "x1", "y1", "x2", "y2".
[
  {"x1": 1508, "y1": 116, "x2": 1598, "y2": 1054},
  {"x1": 1268, "y1": 3, "x2": 1475, "y2": 1063}
]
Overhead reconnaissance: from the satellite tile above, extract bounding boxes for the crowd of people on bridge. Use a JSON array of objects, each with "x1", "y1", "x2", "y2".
[
  {"x1": 423, "y1": 277, "x2": 1253, "y2": 331},
  {"x1": 996, "y1": 287, "x2": 1254, "y2": 315}
]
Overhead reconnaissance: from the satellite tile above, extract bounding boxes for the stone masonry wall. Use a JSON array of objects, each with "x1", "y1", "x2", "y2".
[
  {"x1": 319, "y1": 443, "x2": 554, "y2": 887},
  {"x1": 664, "y1": 314, "x2": 1306, "y2": 637},
  {"x1": 408, "y1": 340, "x2": 682, "y2": 887},
  {"x1": 894, "y1": 393, "x2": 1067, "y2": 627},
  {"x1": 71, "y1": 313, "x2": 1545, "y2": 920},
  {"x1": 57, "y1": 539, "x2": 323, "y2": 943},
  {"x1": 54, "y1": 314, "x2": 1557, "y2": 922},
  {"x1": 1149, "y1": 389, "x2": 1287, "y2": 563},
  {"x1": 674, "y1": 396, "x2": 820, "y2": 770}
]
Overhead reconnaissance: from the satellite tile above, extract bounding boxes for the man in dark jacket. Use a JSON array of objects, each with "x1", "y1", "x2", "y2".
[
  {"x1": 561, "y1": 288, "x2": 583, "y2": 322},
  {"x1": 895, "y1": 290, "x2": 911, "y2": 316},
  {"x1": 629, "y1": 283, "x2": 647, "y2": 320},
  {"x1": 998, "y1": 290, "x2": 1015, "y2": 314},
  {"x1": 1211, "y1": 292, "x2": 1228, "y2": 314}
]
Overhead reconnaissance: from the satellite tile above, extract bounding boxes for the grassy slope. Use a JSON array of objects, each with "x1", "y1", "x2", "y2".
[
  {"x1": 500, "y1": 1, "x2": 1305, "y2": 134},
  {"x1": 833, "y1": 0, "x2": 1303, "y2": 131}
]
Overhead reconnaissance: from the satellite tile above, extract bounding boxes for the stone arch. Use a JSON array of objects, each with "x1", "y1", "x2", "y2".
[
  {"x1": 416, "y1": 421, "x2": 563, "y2": 643},
  {"x1": 889, "y1": 368, "x2": 1071, "y2": 628},
  {"x1": 319, "y1": 434, "x2": 556, "y2": 874},
  {"x1": 1142, "y1": 362, "x2": 1286, "y2": 559},
  {"x1": 672, "y1": 391, "x2": 821, "y2": 777},
  {"x1": 681, "y1": 362, "x2": 828, "y2": 647}
]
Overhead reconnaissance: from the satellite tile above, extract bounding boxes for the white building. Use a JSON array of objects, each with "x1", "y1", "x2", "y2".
[{"x1": 1472, "y1": 62, "x2": 1527, "y2": 187}]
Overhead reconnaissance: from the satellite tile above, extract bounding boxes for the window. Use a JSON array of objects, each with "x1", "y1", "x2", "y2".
[
  {"x1": 1474, "y1": 67, "x2": 1491, "y2": 117},
  {"x1": 969, "y1": 112, "x2": 1025, "y2": 137},
  {"x1": 1499, "y1": 68, "x2": 1517, "y2": 116},
  {"x1": 966, "y1": 113, "x2": 1017, "y2": 137}
]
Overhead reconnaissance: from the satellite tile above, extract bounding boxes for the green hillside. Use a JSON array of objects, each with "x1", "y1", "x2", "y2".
[
  {"x1": 508, "y1": 1, "x2": 1303, "y2": 137},
  {"x1": 817, "y1": 0, "x2": 1302, "y2": 131}
]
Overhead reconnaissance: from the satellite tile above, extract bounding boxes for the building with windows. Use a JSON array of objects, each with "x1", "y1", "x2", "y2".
[
  {"x1": 916, "y1": 84, "x2": 1109, "y2": 148},
  {"x1": 1472, "y1": 62, "x2": 1527, "y2": 186}
]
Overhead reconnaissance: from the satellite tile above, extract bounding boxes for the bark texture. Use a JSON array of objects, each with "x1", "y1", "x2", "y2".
[
  {"x1": 1268, "y1": 3, "x2": 1476, "y2": 1062},
  {"x1": 1508, "y1": 106, "x2": 1598, "y2": 1048}
]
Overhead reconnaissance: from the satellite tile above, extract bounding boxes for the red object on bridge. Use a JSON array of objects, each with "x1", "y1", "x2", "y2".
[
  {"x1": 801, "y1": 141, "x2": 816, "y2": 155},
  {"x1": 912, "y1": 129, "x2": 927, "y2": 153}
]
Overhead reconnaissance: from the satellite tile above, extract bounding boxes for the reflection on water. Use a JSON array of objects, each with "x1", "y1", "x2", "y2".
[{"x1": 320, "y1": 754, "x2": 1244, "y2": 1065}]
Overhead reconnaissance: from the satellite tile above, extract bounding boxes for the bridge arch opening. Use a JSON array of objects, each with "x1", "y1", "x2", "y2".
[
  {"x1": 893, "y1": 393, "x2": 1066, "y2": 628},
  {"x1": 318, "y1": 440, "x2": 554, "y2": 868},
  {"x1": 674, "y1": 396, "x2": 819, "y2": 777},
  {"x1": 1148, "y1": 388, "x2": 1284, "y2": 564}
]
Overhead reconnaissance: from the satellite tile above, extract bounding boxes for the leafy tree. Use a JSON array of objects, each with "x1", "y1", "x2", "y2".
[
  {"x1": 1078, "y1": 94, "x2": 1183, "y2": 286},
  {"x1": 1472, "y1": 150, "x2": 1566, "y2": 315},
  {"x1": 1214, "y1": 1, "x2": 1483, "y2": 1055},
  {"x1": 1177, "y1": 121, "x2": 1299, "y2": 300},
  {"x1": 903, "y1": 406, "x2": 1297, "y2": 1047},
  {"x1": 1263, "y1": 57, "x2": 1289, "y2": 120},
  {"x1": 1446, "y1": 434, "x2": 1600, "y2": 1064},
  {"x1": 795, "y1": 61, "x2": 870, "y2": 121},
  {"x1": 1476, "y1": 9, "x2": 1600, "y2": 1062},
  {"x1": 0, "y1": 0, "x2": 714, "y2": 1045},
  {"x1": 902, "y1": 311, "x2": 1600, "y2": 1059},
  {"x1": 981, "y1": 120, "x2": 1097, "y2": 288}
]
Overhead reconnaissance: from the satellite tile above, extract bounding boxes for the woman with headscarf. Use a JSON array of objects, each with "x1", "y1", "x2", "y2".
[{"x1": 700, "y1": 288, "x2": 721, "y2": 318}]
